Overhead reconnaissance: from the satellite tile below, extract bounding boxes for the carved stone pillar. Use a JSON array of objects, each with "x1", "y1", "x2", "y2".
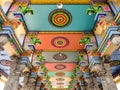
[
  {"x1": 27, "y1": 82, "x2": 36, "y2": 90},
  {"x1": 23, "y1": 73, "x2": 37, "y2": 90},
  {"x1": 0, "y1": 36, "x2": 21, "y2": 90},
  {"x1": 80, "y1": 86, "x2": 86, "y2": 90},
  {"x1": 92, "y1": 76, "x2": 99, "y2": 90},
  {"x1": 35, "y1": 81, "x2": 41, "y2": 90},
  {"x1": 23, "y1": 74, "x2": 38, "y2": 90},
  {"x1": 4, "y1": 55, "x2": 23, "y2": 90},
  {"x1": 100, "y1": 64, "x2": 117, "y2": 90},
  {"x1": 85, "y1": 77, "x2": 94, "y2": 90},
  {"x1": 23, "y1": 73, "x2": 30, "y2": 90},
  {"x1": 96, "y1": 63, "x2": 110, "y2": 90},
  {"x1": 98, "y1": 56, "x2": 118, "y2": 90},
  {"x1": 35, "y1": 86, "x2": 40, "y2": 90},
  {"x1": 76, "y1": 87, "x2": 80, "y2": 90}
]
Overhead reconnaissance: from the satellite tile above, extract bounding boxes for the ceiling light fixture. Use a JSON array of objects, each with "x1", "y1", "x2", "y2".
[
  {"x1": 59, "y1": 52, "x2": 62, "y2": 56},
  {"x1": 57, "y1": 3, "x2": 63, "y2": 9}
]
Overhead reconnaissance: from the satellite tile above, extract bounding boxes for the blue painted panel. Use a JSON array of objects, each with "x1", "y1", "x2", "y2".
[
  {"x1": 111, "y1": 65, "x2": 120, "y2": 74},
  {"x1": 109, "y1": 2, "x2": 120, "y2": 16},
  {"x1": 24, "y1": 5, "x2": 95, "y2": 31},
  {"x1": 111, "y1": 51, "x2": 120, "y2": 60}
]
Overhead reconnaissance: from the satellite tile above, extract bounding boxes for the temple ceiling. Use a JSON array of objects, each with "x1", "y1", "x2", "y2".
[{"x1": 0, "y1": 0, "x2": 120, "y2": 90}]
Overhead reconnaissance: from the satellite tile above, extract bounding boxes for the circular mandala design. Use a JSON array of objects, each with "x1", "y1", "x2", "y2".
[
  {"x1": 48, "y1": 9, "x2": 72, "y2": 27},
  {"x1": 55, "y1": 64, "x2": 66, "y2": 70},
  {"x1": 56, "y1": 72, "x2": 65, "y2": 76},
  {"x1": 0, "y1": 60, "x2": 11, "y2": 66},
  {"x1": 51, "y1": 36, "x2": 69, "y2": 48},
  {"x1": 56, "y1": 78, "x2": 65, "y2": 81},
  {"x1": 53, "y1": 53, "x2": 67, "y2": 61}
]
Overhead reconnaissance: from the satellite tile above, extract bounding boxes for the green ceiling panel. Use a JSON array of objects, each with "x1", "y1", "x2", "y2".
[
  {"x1": 48, "y1": 71, "x2": 73, "y2": 77},
  {"x1": 24, "y1": 5, "x2": 95, "y2": 31},
  {"x1": 48, "y1": 72, "x2": 56, "y2": 77},
  {"x1": 65, "y1": 72, "x2": 73, "y2": 77}
]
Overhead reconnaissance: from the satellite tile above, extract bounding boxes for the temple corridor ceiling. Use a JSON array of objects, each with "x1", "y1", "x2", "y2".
[{"x1": 0, "y1": 0, "x2": 120, "y2": 90}]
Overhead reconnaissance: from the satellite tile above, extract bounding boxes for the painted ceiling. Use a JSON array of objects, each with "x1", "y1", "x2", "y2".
[
  {"x1": 24, "y1": 5, "x2": 95, "y2": 32},
  {"x1": 35, "y1": 33, "x2": 84, "y2": 50},
  {"x1": 1, "y1": 0, "x2": 120, "y2": 90},
  {"x1": 42, "y1": 51, "x2": 79, "y2": 62}
]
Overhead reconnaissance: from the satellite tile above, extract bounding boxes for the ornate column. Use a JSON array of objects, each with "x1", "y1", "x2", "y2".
[
  {"x1": 23, "y1": 75, "x2": 36, "y2": 90},
  {"x1": 27, "y1": 81, "x2": 36, "y2": 90},
  {"x1": 23, "y1": 76, "x2": 37, "y2": 90},
  {"x1": 98, "y1": 56, "x2": 117, "y2": 90},
  {"x1": 4, "y1": 55, "x2": 25, "y2": 90},
  {"x1": 23, "y1": 73, "x2": 30, "y2": 90},
  {"x1": 35, "y1": 86, "x2": 40, "y2": 90},
  {"x1": 94, "y1": 63, "x2": 106, "y2": 90},
  {"x1": 83, "y1": 67, "x2": 96, "y2": 90},
  {"x1": 35, "y1": 81, "x2": 41, "y2": 90},
  {"x1": 102, "y1": 64, "x2": 117, "y2": 90},
  {"x1": 85, "y1": 77, "x2": 94, "y2": 90},
  {"x1": 79, "y1": 81, "x2": 86, "y2": 90},
  {"x1": 80, "y1": 85, "x2": 86, "y2": 90},
  {"x1": 23, "y1": 72, "x2": 38, "y2": 90},
  {"x1": 92, "y1": 74, "x2": 99, "y2": 90}
]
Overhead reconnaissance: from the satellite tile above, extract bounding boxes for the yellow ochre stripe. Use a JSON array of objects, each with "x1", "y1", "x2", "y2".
[{"x1": 30, "y1": 0, "x2": 90, "y2": 4}]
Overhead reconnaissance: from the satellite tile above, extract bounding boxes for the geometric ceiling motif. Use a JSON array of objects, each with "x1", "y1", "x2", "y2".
[
  {"x1": 48, "y1": 9, "x2": 72, "y2": 28},
  {"x1": 51, "y1": 36, "x2": 69, "y2": 48},
  {"x1": 51, "y1": 82, "x2": 70, "y2": 86},
  {"x1": 55, "y1": 64, "x2": 66, "y2": 70},
  {"x1": 55, "y1": 72, "x2": 65, "y2": 76},
  {"x1": 49, "y1": 76, "x2": 72, "y2": 82},
  {"x1": 36, "y1": 33, "x2": 84, "y2": 50},
  {"x1": 42, "y1": 51, "x2": 79, "y2": 62},
  {"x1": 24, "y1": 5, "x2": 95, "y2": 31},
  {"x1": 45, "y1": 63, "x2": 76, "y2": 71},
  {"x1": 53, "y1": 53, "x2": 67, "y2": 61}
]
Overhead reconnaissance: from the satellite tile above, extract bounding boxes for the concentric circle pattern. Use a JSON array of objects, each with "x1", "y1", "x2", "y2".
[
  {"x1": 55, "y1": 64, "x2": 66, "y2": 70},
  {"x1": 56, "y1": 78, "x2": 65, "y2": 81},
  {"x1": 56, "y1": 72, "x2": 65, "y2": 76},
  {"x1": 0, "y1": 60, "x2": 11, "y2": 66},
  {"x1": 48, "y1": 9, "x2": 72, "y2": 27},
  {"x1": 53, "y1": 53, "x2": 67, "y2": 61},
  {"x1": 51, "y1": 36, "x2": 69, "y2": 48}
]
